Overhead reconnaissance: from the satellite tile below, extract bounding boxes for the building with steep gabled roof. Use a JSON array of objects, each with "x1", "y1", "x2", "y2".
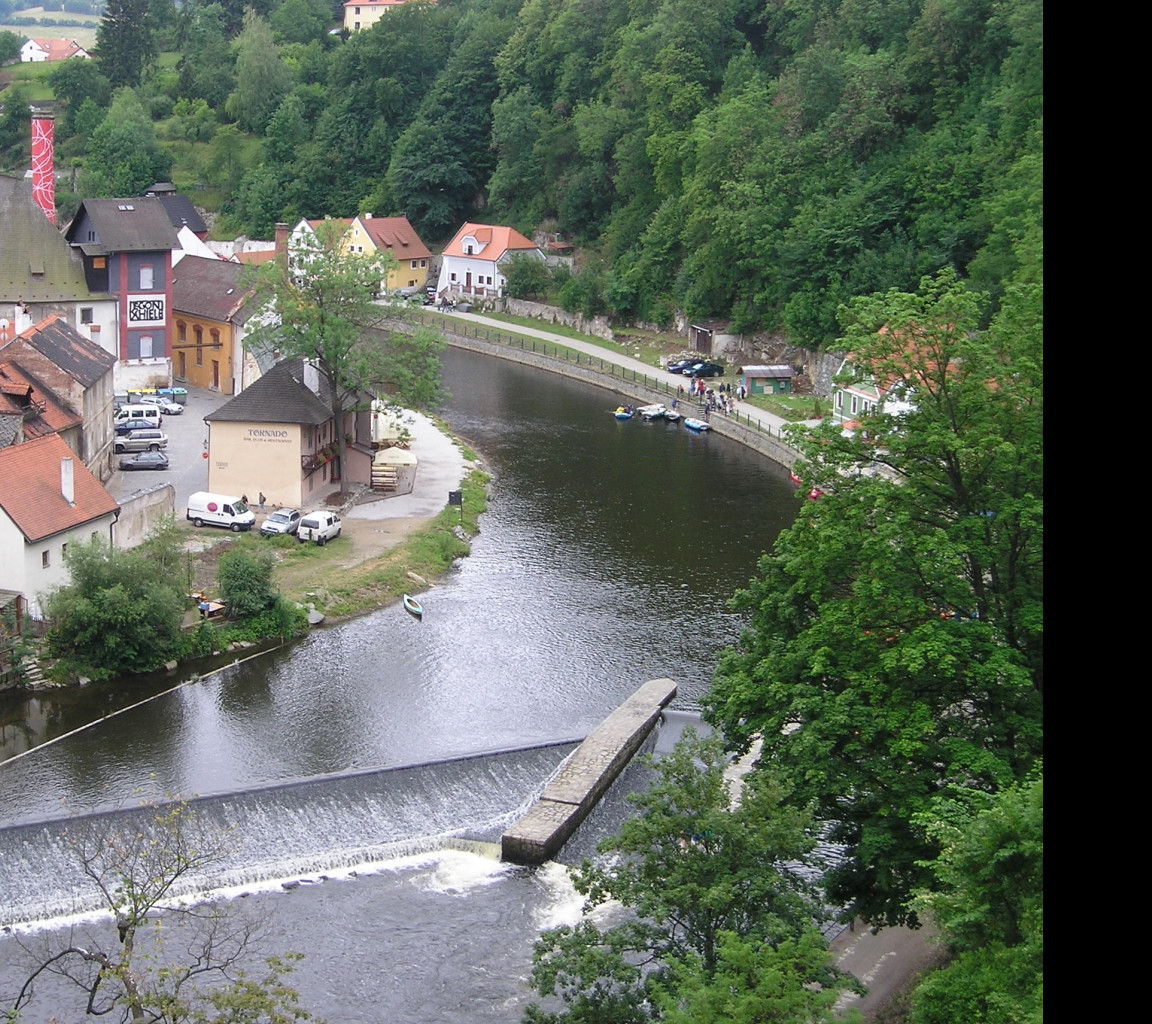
[
  {"x1": 203, "y1": 359, "x2": 374, "y2": 508},
  {"x1": 0, "y1": 433, "x2": 120, "y2": 623},
  {"x1": 0, "y1": 175, "x2": 118, "y2": 355},
  {"x1": 435, "y1": 222, "x2": 544, "y2": 301},
  {"x1": 0, "y1": 314, "x2": 118, "y2": 480},
  {"x1": 344, "y1": 214, "x2": 431, "y2": 295},
  {"x1": 19, "y1": 37, "x2": 91, "y2": 62},
  {"x1": 63, "y1": 198, "x2": 180, "y2": 392}
]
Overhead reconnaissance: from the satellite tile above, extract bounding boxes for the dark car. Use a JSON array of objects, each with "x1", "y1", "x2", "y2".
[
  {"x1": 119, "y1": 451, "x2": 170, "y2": 471},
  {"x1": 260, "y1": 508, "x2": 302, "y2": 537},
  {"x1": 115, "y1": 417, "x2": 154, "y2": 436},
  {"x1": 667, "y1": 358, "x2": 700, "y2": 374},
  {"x1": 684, "y1": 361, "x2": 725, "y2": 378}
]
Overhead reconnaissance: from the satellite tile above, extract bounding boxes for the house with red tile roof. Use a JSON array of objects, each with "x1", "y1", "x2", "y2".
[
  {"x1": 0, "y1": 314, "x2": 118, "y2": 481},
  {"x1": 435, "y1": 222, "x2": 543, "y2": 301},
  {"x1": 0, "y1": 433, "x2": 120, "y2": 624},
  {"x1": 344, "y1": 215, "x2": 431, "y2": 295},
  {"x1": 19, "y1": 38, "x2": 91, "y2": 63}
]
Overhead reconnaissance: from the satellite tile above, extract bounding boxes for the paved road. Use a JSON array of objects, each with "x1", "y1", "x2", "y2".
[{"x1": 105, "y1": 385, "x2": 229, "y2": 512}]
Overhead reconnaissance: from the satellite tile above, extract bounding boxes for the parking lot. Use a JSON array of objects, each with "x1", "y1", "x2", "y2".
[{"x1": 106, "y1": 385, "x2": 230, "y2": 513}]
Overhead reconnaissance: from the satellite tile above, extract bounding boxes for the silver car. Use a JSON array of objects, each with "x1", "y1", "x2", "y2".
[{"x1": 260, "y1": 508, "x2": 301, "y2": 536}]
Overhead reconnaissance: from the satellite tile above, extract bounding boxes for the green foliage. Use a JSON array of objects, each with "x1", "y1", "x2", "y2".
[
  {"x1": 502, "y1": 253, "x2": 552, "y2": 300},
  {"x1": 524, "y1": 731, "x2": 839, "y2": 1022},
  {"x1": 0, "y1": 31, "x2": 18, "y2": 64},
  {"x1": 909, "y1": 773, "x2": 1043, "y2": 1024},
  {"x1": 79, "y1": 88, "x2": 173, "y2": 197},
  {"x1": 226, "y1": 10, "x2": 292, "y2": 134},
  {"x1": 95, "y1": 0, "x2": 156, "y2": 88},
  {"x1": 45, "y1": 534, "x2": 185, "y2": 680},
  {"x1": 706, "y1": 269, "x2": 1043, "y2": 927},
  {"x1": 217, "y1": 546, "x2": 277, "y2": 619}
]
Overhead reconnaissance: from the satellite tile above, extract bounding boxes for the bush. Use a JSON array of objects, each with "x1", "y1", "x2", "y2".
[{"x1": 217, "y1": 547, "x2": 277, "y2": 619}]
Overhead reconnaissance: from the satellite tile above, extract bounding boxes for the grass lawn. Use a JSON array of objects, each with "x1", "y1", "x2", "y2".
[
  {"x1": 0, "y1": 14, "x2": 99, "y2": 49},
  {"x1": 742, "y1": 392, "x2": 828, "y2": 422}
]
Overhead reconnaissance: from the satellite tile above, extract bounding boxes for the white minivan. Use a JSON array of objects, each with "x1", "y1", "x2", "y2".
[
  {"x1": 115, "y1": 404, "x2": 162, "y2": 428},
  {"x1": 297, "y1": 510, "x2": 342, "y2": 545},
  {"x1": 186, "y1": 492, "x2": 256, "y2": 532}
]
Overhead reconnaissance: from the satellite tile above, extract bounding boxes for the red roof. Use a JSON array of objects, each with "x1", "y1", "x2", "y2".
[
  {"x1": 0, "y1": 361, "x2": 81, "y2": 438},
  {"x1": 442, "y1": 222, "x2": 539, "y2": 262},
  {"x1": 0, "y1": 433, "x2": 119, "y2": 542},
  {"x1": 358, "y1": 216, "x2": 430, "y2": 260},
  {"x1": 28, "y1": 38, "x2": 89, "y2": 60}
]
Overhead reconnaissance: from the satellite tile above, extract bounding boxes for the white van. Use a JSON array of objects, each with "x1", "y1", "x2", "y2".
[
  {"x1": 297, "y1": 510, "x2": 342, "y2": 545},
  {"x1": 186, "y1": 492, "x2": 256, "y2": 532},
  {"x1": 115, "y1": 404, "x2": 162, "y2": 428}
]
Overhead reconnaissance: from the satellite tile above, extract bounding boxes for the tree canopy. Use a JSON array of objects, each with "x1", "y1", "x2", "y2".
[{"x1": 705, "y1": 266, "x2": 1043, "y2": 928}]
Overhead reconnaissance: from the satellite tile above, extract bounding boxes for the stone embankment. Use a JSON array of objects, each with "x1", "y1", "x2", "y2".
[{"x1": 501, "y1": 678, "x2": 677, "y2": 863}]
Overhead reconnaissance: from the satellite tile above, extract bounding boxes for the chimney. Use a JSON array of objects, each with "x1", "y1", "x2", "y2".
[
  {"x1": 61, "y1": 457, "x2": 75, "y2": 506},
  {"x1": 303, "y1": 359, "x2": 320, "y2": 395},
  {"x1": 29, "y1": 109, "x2": 55, "y2": 224},
  {"x1": 275, "y1": 222, "x2": 289, "y2": 257},
  {"x1": 364, "y1": 212, "x2": 372, "y2": 219}
]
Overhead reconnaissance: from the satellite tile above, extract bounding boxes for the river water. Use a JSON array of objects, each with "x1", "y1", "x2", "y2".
[{"x1": 0, "y1": 347, "x2": 797, "y2": 1021}]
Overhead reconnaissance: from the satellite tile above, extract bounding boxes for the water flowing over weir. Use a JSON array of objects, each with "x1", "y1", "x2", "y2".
[{"x1": 0, "y1": 742, "x2": 580, "y2": 929}]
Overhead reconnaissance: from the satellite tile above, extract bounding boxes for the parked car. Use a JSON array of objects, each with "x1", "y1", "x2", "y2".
[
  {"x1": 683, "y1": 361, "x2": 725, "y2": 378},
  {"x1": 297, "y1": 510, "x2": 342, "y2": 545},
  {"x1": 667, "y1": 358, "x2": 699, "y2": 374},
  {"x1": 115, "y1": 417, "x2": 155, "y2": 436},
  {"x1": 114, "y1": 429, "x2": 168, "y2": 454},
  {"x1": 119, "y1": 451, "x2": 170, "y2": 471},
  {"x1": 139, "y1": 395, "x2": 183, "y2": 415},
  {"x1": 260, "y1": 508, "x2": 302, "y2": 537},
  {"x1": 187, "y1": 492, "x2": 255, "y2": 532}
]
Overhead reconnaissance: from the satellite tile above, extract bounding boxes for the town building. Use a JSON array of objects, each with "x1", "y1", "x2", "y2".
[
  {"x1": 343, "y1": 215, "x2": 431, "y2": 294},
  {"x1": 0, "y1": 433, "x2": 120, "y2": 625},
  {"x1": 62, "y1": 198, "x2": 180, "y2": 392},
  {"x1": 203, "y1": 359, "x2": 374, "y2": 509},
  {"x1": 18, "y1": 37, "x2": 90, "y2": 62},
  {"x1": 343, "y1": 0, "x2": 410, "y2": 32},
  {"x1": 435, "y1": 222, "x2": 544, "y2": 301},
  {"x1": 0, "y1": 314, "x2": 117, "y2": 480}
]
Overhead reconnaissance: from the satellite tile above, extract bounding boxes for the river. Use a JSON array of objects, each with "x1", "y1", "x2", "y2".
[{"x1": 0, "y1": 346, "x2": 798, "y2": 1021}]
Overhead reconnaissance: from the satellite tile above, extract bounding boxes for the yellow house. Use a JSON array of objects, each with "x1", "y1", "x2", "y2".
[
  {"x1": 343, "y1": 0, "x2": 409, "y2": 32},
  {"x1": 203, "y1": 359, "x2": 374, "y2": 509},
  {"x1": 342, "y1": 215, "x2": 432, "y2": 295},
  {"x1": 172, "y1": 256, "x2": 257, "y2": 395}
]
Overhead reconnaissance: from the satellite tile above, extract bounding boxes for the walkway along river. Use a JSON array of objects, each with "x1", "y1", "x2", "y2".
[{"x1": 0, "y1": 347, "x2": 800, "y2": 1021}]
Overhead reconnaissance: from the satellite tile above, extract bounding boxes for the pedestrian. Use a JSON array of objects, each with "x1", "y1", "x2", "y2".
[
  {"x1": 241, "y1": 494, "x2": 249, "y2": 506},
  {"x1": 259, "y1": 492, "x2": 266, "y2": 510}
]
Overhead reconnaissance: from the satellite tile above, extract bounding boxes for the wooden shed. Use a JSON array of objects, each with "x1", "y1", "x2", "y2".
[{"x1": 741, "y1": 364, "x2": 796, "y2": 395}]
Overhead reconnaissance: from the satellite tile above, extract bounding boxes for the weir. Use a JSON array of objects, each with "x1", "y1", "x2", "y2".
[{"x1": 501, "y1": 678, "x2": 677, "y2": 864}]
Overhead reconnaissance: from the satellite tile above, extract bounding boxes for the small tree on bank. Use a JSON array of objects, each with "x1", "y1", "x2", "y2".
[
  {"x1": 246, "y1": 222, "x2": 445, "y2": 495},
  {"x1": 9, "y1": 800, "x2": 320, "y2": 1022}
]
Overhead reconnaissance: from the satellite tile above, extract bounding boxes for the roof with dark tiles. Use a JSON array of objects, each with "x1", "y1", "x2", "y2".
[
  {"x1": 204, "y1": 359, "x2": 335, "y2": 426},
  {"x1": 152, "y1": 193, "x2": 207, "y2": 235},
  {"x1": 1, "y1": 314, "x2": 116, "y2": 389},
  {"x1": 172, "y1": 256, "x2": 258, "y2": 322},
  {"x1": 0, "y1": 432, "x2": 119, "y2": 542},
  {"x1": 63, "y1": 198, "x2": 180, "y2": 253}
]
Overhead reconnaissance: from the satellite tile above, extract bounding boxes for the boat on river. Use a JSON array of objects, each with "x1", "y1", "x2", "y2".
[
  {"x1": 683, "y1": 417, "x2": 710, "y2": 432},
  {"x1": 402, "y1": 594, "x2": 424, "y2": 620},
  {"x1": 638, "y1": 403, "x2": 668, "y2": 420},
  {"x1": 664, "y1": 409, "x2": 681, "y2": 422},
  {"x1": 614, "y1": 405, "x2": 635, "y2": 420}
]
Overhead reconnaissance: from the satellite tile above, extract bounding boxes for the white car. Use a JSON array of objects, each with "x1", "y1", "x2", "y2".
[
  {"x1": 297, "y1": 510, "x2": 342, "y2": 545},
  {"x1": 140, "y1": 395, "x2": 184, "y2": 415}
]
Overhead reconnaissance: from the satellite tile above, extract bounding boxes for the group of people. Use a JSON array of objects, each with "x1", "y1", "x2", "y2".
[{"x1": 677, "y1": 380, "x2": 745, "y2": 417}]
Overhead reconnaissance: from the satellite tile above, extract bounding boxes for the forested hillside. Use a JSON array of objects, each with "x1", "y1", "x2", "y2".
[{"x1": 0, "y1": 0, "x2": 1041, "y2": 346}]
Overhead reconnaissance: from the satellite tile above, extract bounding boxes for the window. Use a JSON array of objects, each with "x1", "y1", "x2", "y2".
[
  {"x1": 140, "y1": 265, "x2": 154, "y2": 290},
  {"x1": 42, "y1": 550, "x2": 50, "y2": 569},
  {"x1": 411, "y1": 259, "x2": 419, "y2": 269},
  {"x1": 450, "y1": 273, "x2": 457, "y2": 282},
  {"x1": 465, "y1": 245, "x2": 473, "y2": 255},
  {"x1": 61, "y1": 543, "x2": 68, "y2": 558},
  {"x1": 195, "y1": 326, "x2": 203, "y2": 366},
  {"x1": 139, "y1": 335, "x2": 153, "y2": 358},
  {"x1": 850, "y1": 395, "x2": 858, "y2": 415},
  {"x1": 835, "y1": 391, "x2": 843, "y2": 410},
  {"x1": 177, "y1": 321, "x2": 186, "y2": 343},
  {"x1": 420, "y1": 259, "x2": 427, "y2": 268},
  {"x1": 80, "y1": 307, "x2": 93, "y2": 324},
  {"x1": 210, "y1": 328, "x2": 221, "y2": 349}
]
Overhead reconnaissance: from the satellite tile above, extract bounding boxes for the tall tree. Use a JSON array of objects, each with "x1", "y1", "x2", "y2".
[
  {"x1": 95, "y1": 0, "x2": 156, "y2": 89},
  {"x1": 226, "y1": 9, "x2": 293, "y2": 134},
  {"x1": 246, "y1": 223, "x2": 444, "y2": 495},
  {"x1": 706, "y1": 268, "x2": 1043, "y2": 927},
  {"x1": 78, "y1": 88, "x2": 173, "y2": 197}
]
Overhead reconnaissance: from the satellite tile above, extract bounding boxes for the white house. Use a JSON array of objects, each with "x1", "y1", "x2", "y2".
[
  {"x1": 19, "y1": 38, "x2": 91, "y2": 63},
  {"x1": 0, "y1": 433, "x2": 120, "y2": 624},
  {"x1": 435, "y1": 222, "x2": 544, "y2": 301}
]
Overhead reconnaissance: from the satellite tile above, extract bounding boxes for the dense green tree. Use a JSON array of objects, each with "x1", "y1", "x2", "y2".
[
  {"x1": 524, "y1": 731, "x2": 849, "y2": 1022},
  {"x1": 49, "y1": 58, "x2": 112, "y2": 139},
  {"x1": 78, "y1": 88, "x2": 174, "y2": 197},
  {"x1": 217, "y1": 546, "x2": 277, "y2": 618},
  {"x1": 0, "y1": 29, "x2": 22, "y2": 64},
  {"x1": 706, "y1": 268, "x2": 1043, "y2": 927},
  {"x1": 246, "y1": 222, "x2": 444, "y2": 494},
  {"x1": 226, "y1": 9, "x2": 293, "y2": 134},
  {"x1": 95, "y1": 0, "x2": 156, "y2": 88},
  {"x1": 909, "y1": 772, "x2": 1043, "y2": 1024},
  {"x1": 502, "y1": 252, "x2": 552, "y2": 299},
  {"x1": 176, "y1": 2, "x2": 235, "y2": 111},
  {"x1": 269, "y1": 0, "x2": 332, "y2": 45},
  {"x1": 45, "y1": 533, "x2": 185, "y2": 680}
]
